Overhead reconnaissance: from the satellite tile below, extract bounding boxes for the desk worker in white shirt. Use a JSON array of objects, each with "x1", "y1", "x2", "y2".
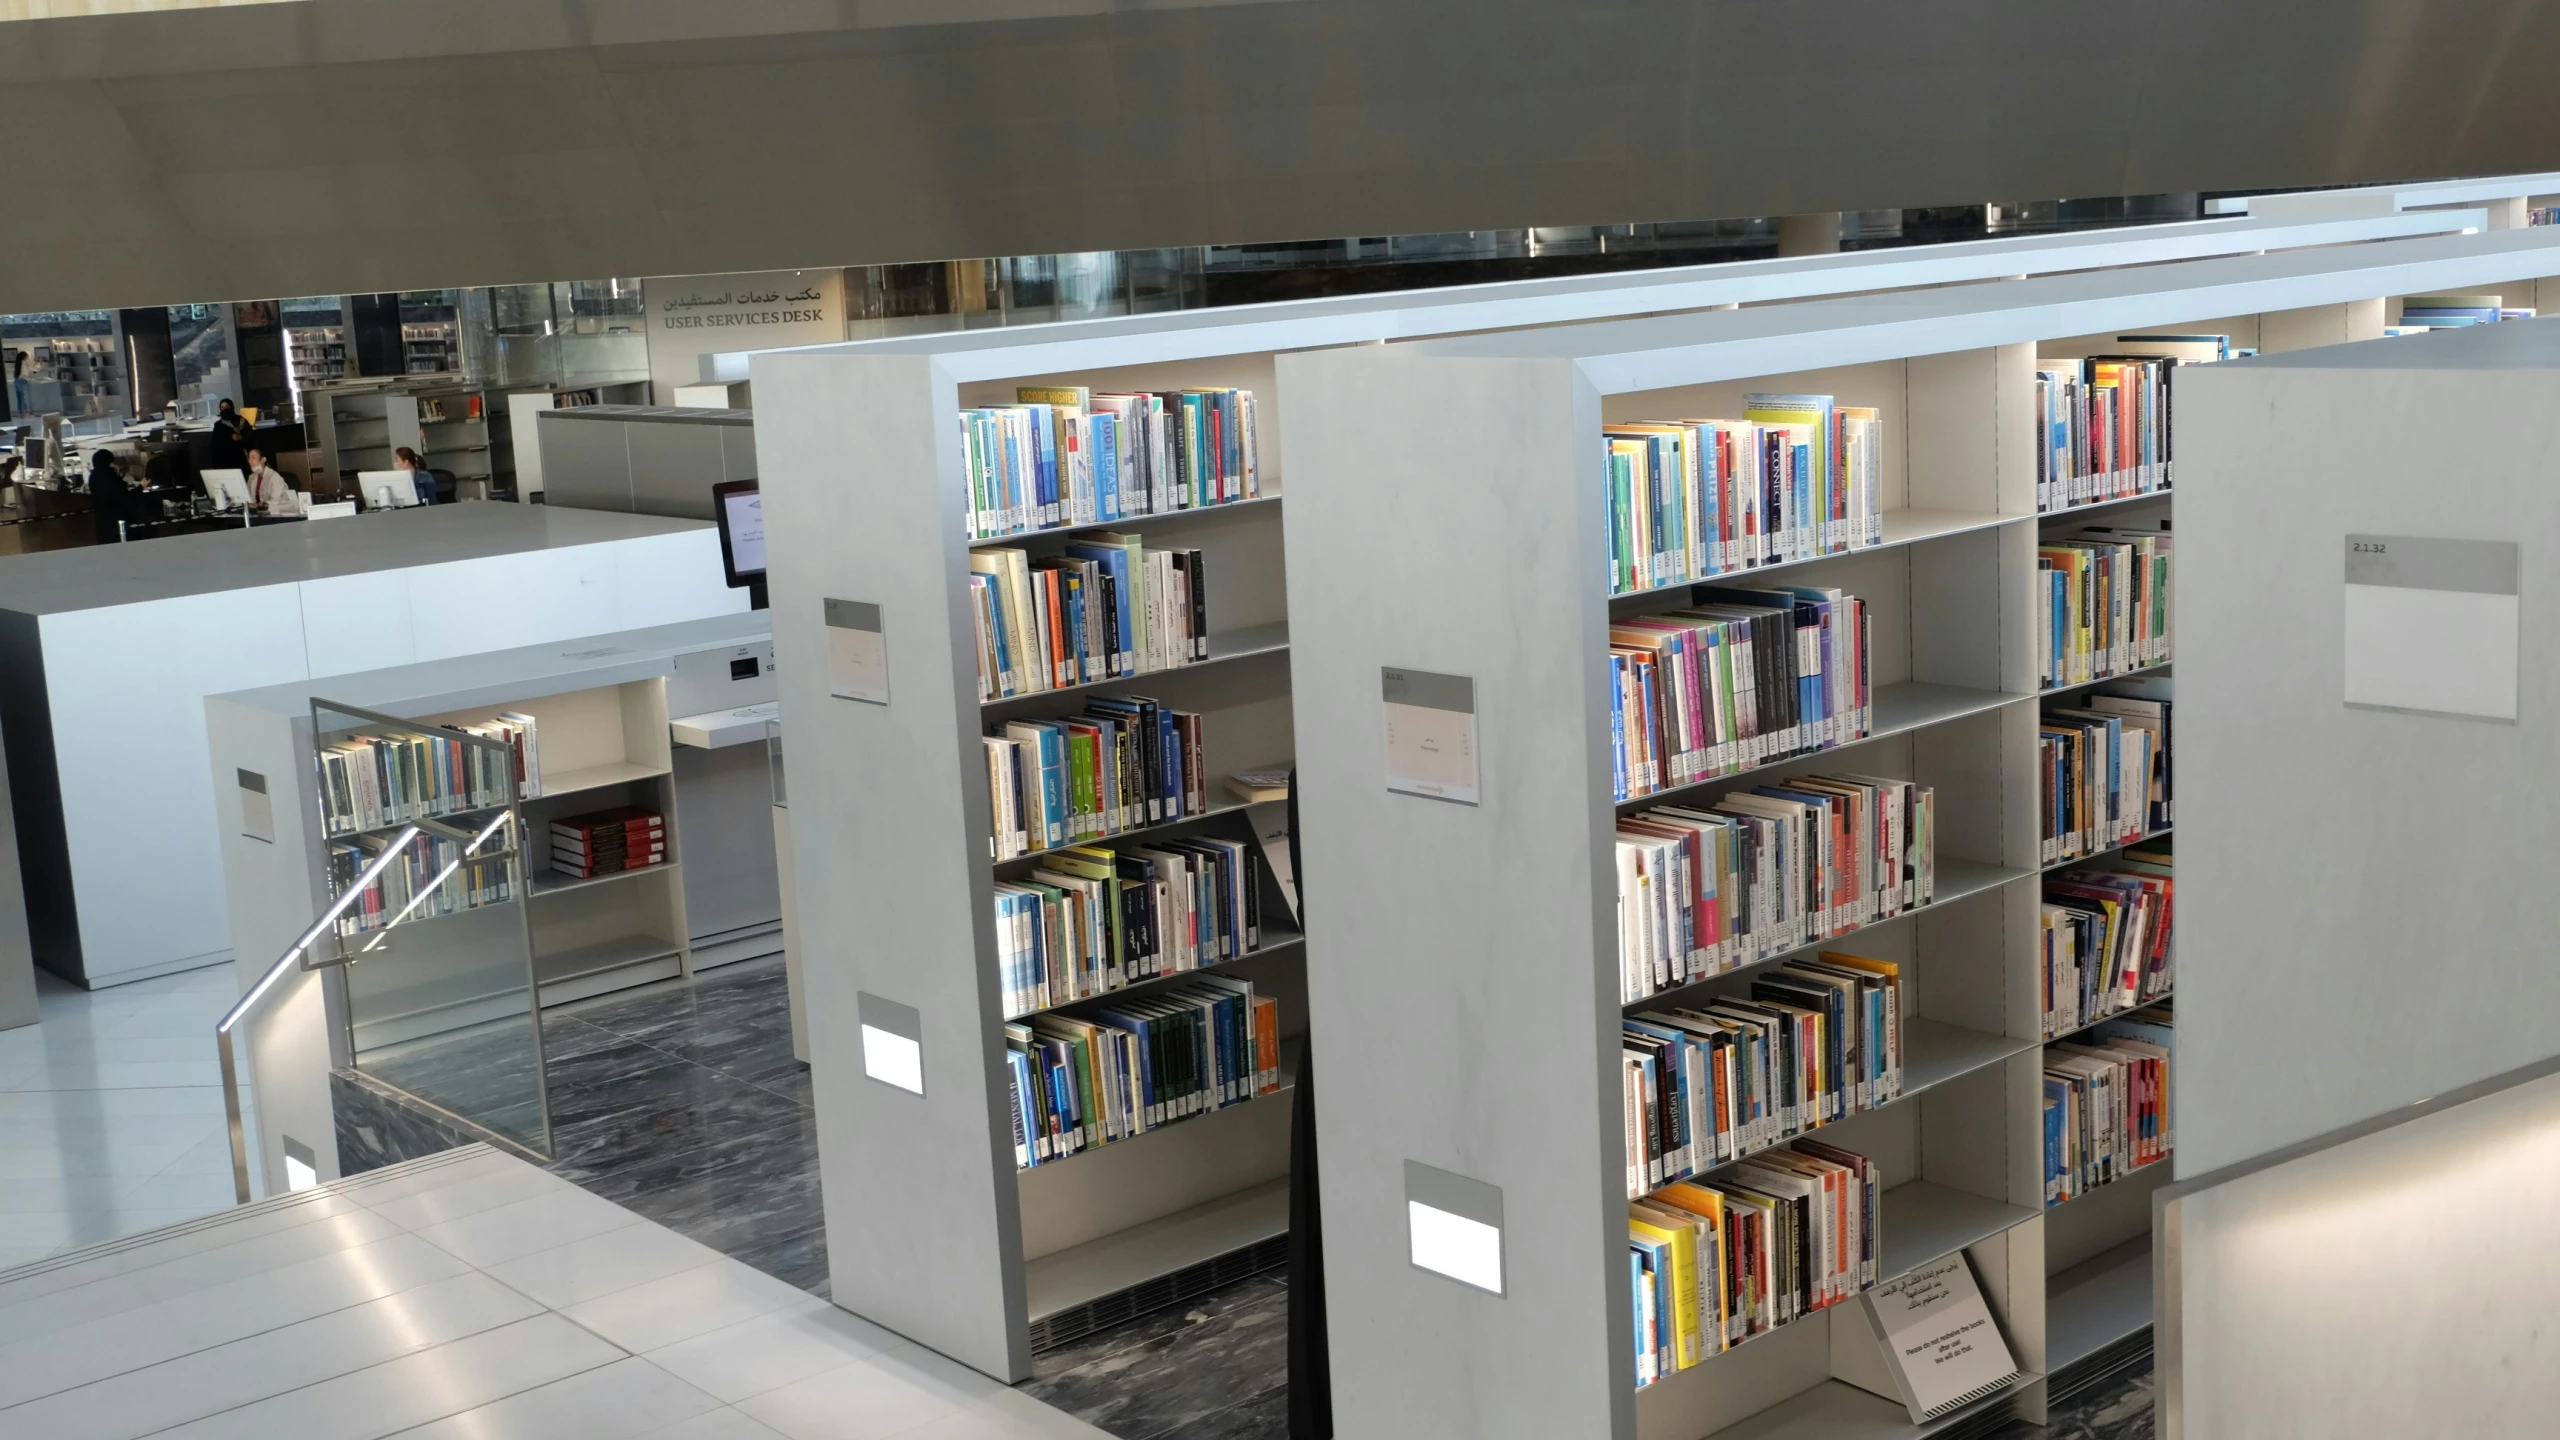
[{"x1": 244, "y1": 445, "x2": 302, "y2": 516}]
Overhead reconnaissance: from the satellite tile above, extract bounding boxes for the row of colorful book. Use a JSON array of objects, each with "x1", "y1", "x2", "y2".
[
  {"x1": 1615, "y1": 777, "x2": 1936, "y2": 1003},
  {"x1": 318, "y1": 713, "x2": 538, "y2": 836},
  {"x1": 1610, "y1": 586, "x2": 1872, "y2": 802},
  {"x1": 969, "y1": 538, "x2": 1212, "y2": 700},
  {"x1": 962, "y1": 386, "x2": 1259, "y2": 541},
  {"x1": 2041, "y1": 839, "x2": 2173, "y2": 1040},
  {"x1": 2044, "y1": 1002, "x2": 2172, "y2": 1206},
  {"x1": 328, "y1": 829, "x2": 515, "y2": 938},
  {"x1": 2034, "y1": 336, "x2": 2226, "y2": 512},
  {"x1": 2038, "y1": 528, "x2": 2172, "y2": 690},
  {"x1": 1628, "y1": 1140, "x2": 1880, "y2": 1387},
  {"x1": 984, "y1": 696, "x2": 1209, "y2": 860},
  {"x1": 2040, "y1": 684, "x2": 2171, "y2": 865},
  {"x1": 1004, "y1": 978, "x2": 1282, "y2": 1168},
  {"x1": 995, "y1": 833, "x2": 1267, "y2": 1020},
  {"x1": 1603, "y1": 395, "x2": 1884, "y2": 597},
  {"x1": 1623, "y1": 951, "x2": 1903, "y2": 1199}
]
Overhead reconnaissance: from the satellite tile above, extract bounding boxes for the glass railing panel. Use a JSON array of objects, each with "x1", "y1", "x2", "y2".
[{"x1": 311, "y1": 698, "x2": 550, "y2": 1156}]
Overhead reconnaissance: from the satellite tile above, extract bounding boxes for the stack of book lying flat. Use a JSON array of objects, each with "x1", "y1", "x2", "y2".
[{"x1": 552, "y1": 805, "x2": 665, "y2": 879}]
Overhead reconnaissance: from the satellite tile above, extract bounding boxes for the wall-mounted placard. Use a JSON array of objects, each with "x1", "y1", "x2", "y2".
[
  {"x1": 825, "y1": 598, "x2": 890, "y2": 706},
  {"x1": 238, "y1": 768, "x2": 273, "y2": 844},
  {"x1": 2343, "y1": 535, "x2": 2519, "y2": 723},
  {"x1": 858, "y1": 991, "x2": 924, "y2": 1095},
  {"x1": 1382, "y1": 667, "x2": 1479, "y2": 805},
  {"x1": 1405, "y1": 1160, "x2": 1503, "y2": 1295}
]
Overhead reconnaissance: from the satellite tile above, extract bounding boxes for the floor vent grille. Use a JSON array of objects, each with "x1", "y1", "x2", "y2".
[{"x1": 1029, "y1": 1232, "x2": 1289, "y2": 1353}]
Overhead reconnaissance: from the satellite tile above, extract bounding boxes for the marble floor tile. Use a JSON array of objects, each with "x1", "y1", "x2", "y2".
[
  {"x1": 1149, "y1": 1387, "x2": 1287, "y2": 1440},
  {"x1": 1995, "y1": 1361, "x2": 2154, "y2": 1440},
  {"x1": 1018, "y1": 1277, "x2": 1289, "y2": 1439}
]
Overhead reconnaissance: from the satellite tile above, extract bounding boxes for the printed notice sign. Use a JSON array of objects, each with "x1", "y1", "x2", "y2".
[
  {"x1": 1382, "y1": 668, "x2": 1479, "y2": 805},
  {"x1": 2344, "y1": 535, "x2": 2519, "y2": 723},
  {"x1": 1860, "y1": 1253, "x2": 2021, "y2": 1423},
  {"x1": 825, "y1": 599, "x2": 889, "y2": 706}
]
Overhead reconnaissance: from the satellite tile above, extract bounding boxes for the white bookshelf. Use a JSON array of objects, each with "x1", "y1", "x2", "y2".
[
  {"x1": 1270, "y1": 225, "x2": 2560, "y2": 1440},
  {"x1": 741, "y1": 214, "x2": 2560, "y2": 1394}
]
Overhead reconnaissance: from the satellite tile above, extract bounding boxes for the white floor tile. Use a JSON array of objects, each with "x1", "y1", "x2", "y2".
[
  {"x1": 639, "y1": 1411, "x2": 793, "y2": 1440},
  {"x1": 333, "y1": 1147, "x2": 517, "y2": 1206},
  {"x1": 363, "y1": 1158, "x2": 565, "y2": 1232},
  {"x1": 413, "y1": 1184, "x2": 644, "y2": 1269},
  {"x1": 0, "y1": 1248, "x2": 56, "y2": 1271},
  {"x1": 0, "y1": 1205, "x2": 401, "y2": 1344},
  {"x1": 890, "y1": 1390, "x2": 1110, "y2": 1440},
  {"x1": 387, "y1": 1356, "x2": 724, "y2": 1440},
  {"x1": 0, "y1": 1192, "x2": 365, "y2": 1310},
  {"x1": 0, "y1": 1174, "x2": 128, "y2": 1214},
  {"x1": 3, "y1": 1058, "x2": 227, "y2": 1090},
  {"x1": 645, "y1": 1300, "x2": 898, "y2": 1404},
  {"x1": 139, "y1": 1312, "x2": 620, "y2": 1440},
  {"x1": 0, "y1": 1271, "x2": 545, "y2": 1440},
  {"x1": 0, "y1": 1231, "x2": 472, "y2": 1408},
  {"x1": 113, "y1": 1164, "x2": 245, "y2": 1213},
  {"x1": 0, "y1": 1085, "x2": 229, "y2": 1120},
  {"x1": 484, "y1": 1218, "x2": 724, "y2": 1311},
  {"x1": 735, "y1": 1355, "x2": 985, "y2": 1440},
  {"x1": 565, "y1": 1259, "x2": 815, "y2": 1355}
]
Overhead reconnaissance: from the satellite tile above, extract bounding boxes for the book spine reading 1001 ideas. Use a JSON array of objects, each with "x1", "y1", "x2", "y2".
[
  {"x1": 1609, "y1": 587, "x2": 1872, "y2": 803},
  {"x1": 996, "y1": 834, "x2": 1262, "y2": 1018},
  {"x1": 1616, "y1": 776, "x2": 1934, "y2": 1003},
  {"x1": 1603, "y1": 394, "x2": 1885, "y2": 596},
  {"x1": 1005, "y1": 981, "x2": 1281, "y2": 1169},
  {"x1": 961, "y1": 386, "x2": 1258, "y2": 541},
  {"x1": 968, "y1": 538, "x2": 1210, "y2": 701},
  {"x1": 2043, "y1": 1001, "x2": 2173, "y2": 1206},
  {"x1": 1628, "y1": 1139, "x2": 1881, "y2": 1388}
]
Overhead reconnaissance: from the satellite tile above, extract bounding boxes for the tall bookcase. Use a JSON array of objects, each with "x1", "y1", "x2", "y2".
[
  {"x1": 1271, "y1": 226, "x2": 2560, "y2": 1440},
  {"x1": 746, "y1": 219, "x2": 2560, "y2": 1393}
]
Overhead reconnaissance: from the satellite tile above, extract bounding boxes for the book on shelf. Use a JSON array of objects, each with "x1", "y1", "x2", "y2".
[
  {"x1": 995, "y1": 832, "x2": 1262, "y2": 1018},
  {"x1": 1225, "y1": 767, "x2": 1291, "y2": 804},
  {"x1": 329, "y1": 828, "x2": 515, "y2": 937},
  {"x1": 2034, "y1": 338, "x2": 2219, "y2": 512},
  {"x1": 1248, "y1": 804, "x2": 1301, "y2": 928},
  {"x1": 968, "y1": 537, "x2": 1209, "y2": 700},
  {"x1": 1628, "y1": 1138, "x2": 1881, "y2": 1387},
  {"x1": 1616, "y1": 776, "x2": 1935, "y2": 1002},
  {"x1": 1859, "y1": 1251, "x2": 2022, "y2": 1423},
  {"x1": 1624, "y1": 950, "x2": 1903, "y2": 1198},
  {"x1": 960, "y1": 386, "x2": 1259, "y2": 541},
  {"x1": 2396, "y1": 294, "x2": 2521, "y2": 328},
  {"x1": 984, "y1": 696, "x2": 1208, "y2": 859},
  {"x1": 2043, "y1": 1000, "x2": 2173, "y2": 1205},
  {"x1": 1608, "y1": 586, "x2": 1872, "y2": 802},
  {"x1": 1003, "y1": 978, "x2": 1281, "y2": 1169},
  {"x1": 550, "y1": 805, "x2": 665, "y2": 879},
  {"x1": 2036, "y1": 526, "x2": 2171, "y2": 689},
  {"x1": 1601, "y1": 394, "x2": 1882, "y2": 596},
  {"x1": 2039, "y1": 683, "x2": 2172, "y2": 865},
  {"x1": 2041, "y1": 838, "x2": 2173, "y2": 1038},
  {"x1": 318, "y1": 712, "x2": 537, "y2": 835}
]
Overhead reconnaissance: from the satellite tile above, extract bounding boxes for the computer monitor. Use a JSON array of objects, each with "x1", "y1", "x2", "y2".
[
  {"x1": 711, "y1": 479, "x2": 766, "y2": 609},
  {"x1": 198, "y1": 467, "x2": 251, "y2": 511},
  {"x1": 358, "y1": 470, "x2": 420, "y2": 508}
]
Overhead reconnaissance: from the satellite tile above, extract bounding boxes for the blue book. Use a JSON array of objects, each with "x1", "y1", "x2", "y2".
[
  {"x1": 1610, "y1": 655, "x2": 1630, "y2": 802},
  {"x1": 1064, "y1": 542, "x2": 1138, "y2": 674},
  {"x1": 1091, "y1": 412, "x2": 1122, "y2": 522},
  {"x1": 1024, "y1": 405, "x2": 1058, "y2": 526}
]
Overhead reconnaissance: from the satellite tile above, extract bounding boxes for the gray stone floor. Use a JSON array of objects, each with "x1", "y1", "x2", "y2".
[{"x1": 382, "y1": 955, "x2": 2148, "y2": 1440}]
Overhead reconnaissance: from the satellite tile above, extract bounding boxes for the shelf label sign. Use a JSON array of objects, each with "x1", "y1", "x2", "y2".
[
  {"x1": 858, "y1": 992, "x2": 924, "y2": 1096},
  {"x1": 825, "y1": 599, "x2": 890, "y2": 706},
  {"x1": 1406, "y1": 1160, "x2": 1503, "y2": 1295},
  {"x1": 238, "y1": 769, "x2": 274, "y2": 844},
  {"x1": 1382, "y1": 668, "x2": 1480, "y2": 805},
  {"x1": 2344, "y1": 535, "x2": 2518, "y2": 723}
]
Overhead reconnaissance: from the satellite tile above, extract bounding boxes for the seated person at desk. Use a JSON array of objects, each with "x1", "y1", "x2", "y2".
[
  {"x1": 86, "y1": 449, "x2": 133, "y2": 543},
  {"x1": 206, "y1": 399, "x2": 249, "y2": 471},
  {"x1": 394, "y1": 447, "x2": 437, "y2": 506},
  {"x1": 245, "y1": 445, "x2": 302, "y2": 516}
]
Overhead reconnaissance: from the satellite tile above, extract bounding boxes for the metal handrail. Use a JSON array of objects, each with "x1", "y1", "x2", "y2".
[{"x1": 218, "y1": 825, "x2": 419, "y2": 1205}]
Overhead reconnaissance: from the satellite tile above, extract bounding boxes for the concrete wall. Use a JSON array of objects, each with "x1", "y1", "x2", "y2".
[{"x1": 8, "y1": 0, "x2": 2560, "y2": 311}]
